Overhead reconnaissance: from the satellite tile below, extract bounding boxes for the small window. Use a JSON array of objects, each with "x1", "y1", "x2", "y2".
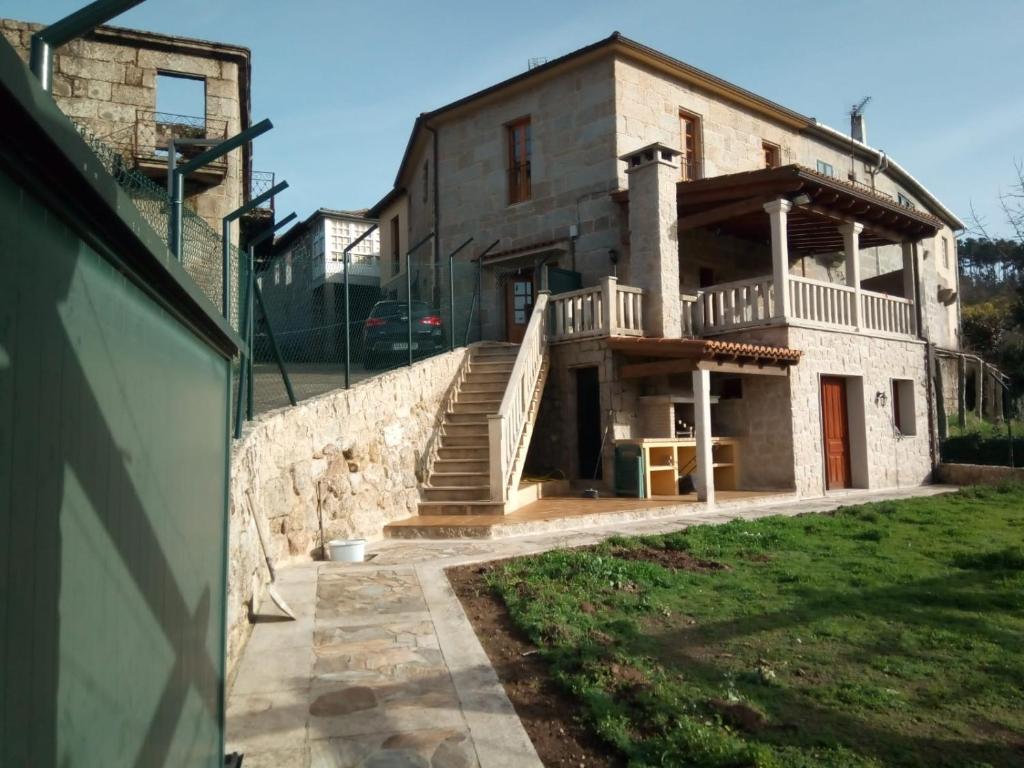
[
  {"x1": 816, "y1": 160, "x2": 834, "y2": 177},
  {"x1": 285, "y1": 253, "x2": 293, "y2": 285},
  {"x1": 390, "y1": 215, "x2": 401, "y2": 274},
  {"x1": 156, "y1": 72, "x2": 205, "y2": 119},
  {"x1": 762, "y1": 141, "x2": 780, "y2": 169},
  {"x1": 274, "y1": 263, "x2": 280, "y2": 285},
  {"x1": 507, "y1": 117, "x2": 532, "y2": 204},
  {"x1": 679, "y1": 110, "x2": 703, "y2": 180},
  {"x1": 897, "y1": 192, "x2": 915, "y2": 209},
  {"x1": 942, "y1": 237, "x2": 950, "y2": 269},
  {"x1": 423, "y1": 159, "x2": 429, "y2": 203},
  {"x1": 891, "y1": 379, "x2": 916, "y2": 436}
]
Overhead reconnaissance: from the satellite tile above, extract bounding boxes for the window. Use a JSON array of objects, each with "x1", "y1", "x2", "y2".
[
  {"x1": 816, "y1": 160, "x2": 834, "y2": 177},
  {"x1": 506, "y1": 117, "x2": 532, "y2": 204},
  {"x1": 390, "y1": 215, "x2": 401, "y2": 274},
  {"x1": 274, "y1": 263, "x2": 280, "y2": 285},
  {"x1": 679, "y1": 110, "x2": 703, "y2": 180},
  {"x1": 942, "y1": 237, "x2": 950, "y2": 269},
  {"x1": 762, "y1": 141, "x2": 780, "y2": 169},
  {"x1": 285, "y1": 253, "x2": 293, "y2": 285},
  {"x1": 897, "y1": 192, "x2": 915, "y2": 209},
  {"x1": 891, "y1": 379, "x2": 917, "y2": 436},
  {"x1": 156, "y1": 72, "x2": 206, "y2": 118}
]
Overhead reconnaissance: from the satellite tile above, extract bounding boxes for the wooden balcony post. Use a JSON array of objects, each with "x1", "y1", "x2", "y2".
[
  {"x1": 764, "y1": 198, "x2": 792, "y2": 320},
  {"x1": 900, "y1": 241, "x2": 919, "y2": 335},
  {"x1": 602, "y1": 275, "x2": 617, "y2": 334},
  {"x1": 692, "y1": 367, "x2": 715, "y2": 504},
  {"x1": 840, "y1": 222, "x2": 864, "y2": 331}
]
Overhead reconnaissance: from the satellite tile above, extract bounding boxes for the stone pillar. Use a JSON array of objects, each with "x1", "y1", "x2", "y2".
[
  {"x1": 764, "y1": 199, "x2": 793, "y2": 319},
  {"x1": 601, "y1": 275, "x2": 617, "y2": 334},
  {"x1": 692, "y1": 367, "x2": 715, "y2": 504},
  {"x1": 840, "y1": 222, "x2": 864, "y2": 330},
  {"x1": 621, "y1": 143, "x2": 682, "y2": 338},
  {"x1": 901, "y1": 241, "x2": 919, "y2": 335}
]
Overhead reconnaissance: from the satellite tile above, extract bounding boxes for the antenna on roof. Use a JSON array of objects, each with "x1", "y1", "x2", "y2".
[
  {"x1": 850, "y1": 96, "x2": 871, "y2": 143},
  {"x1": 527, "y1": 57, "x2": 549, "y2": 70}
]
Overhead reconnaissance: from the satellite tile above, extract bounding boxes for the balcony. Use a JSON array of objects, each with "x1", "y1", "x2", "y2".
[{"x1": 104, "y1": 110, "x2": 229, "y2": 186}]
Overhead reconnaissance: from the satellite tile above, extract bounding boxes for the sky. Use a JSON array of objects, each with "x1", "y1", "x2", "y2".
[{"x1": 11, "y1": 0, "x2": 1024, "y2": 237}]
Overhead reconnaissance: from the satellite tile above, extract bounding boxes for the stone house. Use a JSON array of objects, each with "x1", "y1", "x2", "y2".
[{"x1": 370, "y1": 32, "x2": 967, "y2": 510}]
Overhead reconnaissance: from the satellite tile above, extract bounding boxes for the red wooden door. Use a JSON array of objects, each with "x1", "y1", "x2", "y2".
[{"x1": 821, "y1": 376, "x2": 851, "y2": 489}]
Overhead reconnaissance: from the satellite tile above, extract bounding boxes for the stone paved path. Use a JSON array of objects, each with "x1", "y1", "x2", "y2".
[{"x1": 226, "y1": 485, "x2": 956, "y2": 767}]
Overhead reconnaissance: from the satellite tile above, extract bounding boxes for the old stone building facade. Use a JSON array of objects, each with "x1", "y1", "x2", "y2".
[
  {"x1": 373, "y1": 32, "x2": 966, "y2": 502},
  {"x1": 1, "y1": 18, "x2": 251, "y2": 239}
]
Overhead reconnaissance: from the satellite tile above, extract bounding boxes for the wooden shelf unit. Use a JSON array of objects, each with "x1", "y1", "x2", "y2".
[{"x1": 616, "y1": 437, "x2": 740, "y2": 498}]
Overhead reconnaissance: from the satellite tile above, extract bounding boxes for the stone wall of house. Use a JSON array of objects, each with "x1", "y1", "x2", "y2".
[
  {"x1": 714, "y1": 373, "x2": 796, "y2": 490},
  {"x1": 784, "y1": 327, "x2": 933, "y2": 496},
  {"x1": 1, "y1": 19, "x2": 246, "y2": 239},
  {"x1": 935, "y1": 463, "x2": 1024, "y2": 486},
  {"x1": 613, "y1": 54, "x2": 960, "y2": 349},
  {"x1": 225, "y1": 349, "x2": 466, "y2": 677}
]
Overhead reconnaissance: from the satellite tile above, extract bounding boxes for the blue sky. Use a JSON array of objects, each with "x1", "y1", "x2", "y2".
[{"x1": 12, "y1": 0, "x2": 1023, "y2": 236}]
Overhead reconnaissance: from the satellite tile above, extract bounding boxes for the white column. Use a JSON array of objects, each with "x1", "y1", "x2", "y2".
[
  {"x1": 900, "y1": 241, "x2": 918, "y2": 334},
  {"x1": 764, "y1": 199, "x2": 793, "y2": 319},
  {"x1": 840, "y1": 222, "x2": 864, "y2": 330},
  {"x1": 692, "y1": 367, "x2": 714, "y2": 505},
  {"x1": 601, "y1": 275, "x2": 617, "y2": 334}
]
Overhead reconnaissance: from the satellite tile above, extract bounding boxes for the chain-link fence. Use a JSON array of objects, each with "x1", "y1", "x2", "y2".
[{"x1": 249, "y1": 238, "x2": 482, "y2": 415}]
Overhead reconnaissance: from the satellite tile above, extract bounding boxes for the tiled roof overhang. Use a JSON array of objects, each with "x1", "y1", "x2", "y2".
[{"x1": 608, "y1": 337, "x2": 801, "y2": 378}]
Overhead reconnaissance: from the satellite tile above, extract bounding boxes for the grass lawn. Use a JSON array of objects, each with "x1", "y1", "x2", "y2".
[{"x1": 483, "y1": 486, "x2": 1024, "y2": 767}]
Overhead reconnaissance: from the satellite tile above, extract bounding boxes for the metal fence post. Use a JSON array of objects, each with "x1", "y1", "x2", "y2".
[
  {"x1": 407, "y1": 249, "x2": 414, "y2": 367},
  {"x1": 445, "y1": 237, "x2": 473, "y2": 351},
  {"x1": 339, "y1": 224, "x2": 378, "y2": 389},
  {"x1": 254, "y1": 282, "x2": 297, "y2": 406}
]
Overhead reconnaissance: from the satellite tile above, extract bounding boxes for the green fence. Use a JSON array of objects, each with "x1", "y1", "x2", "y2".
[{"x1": 250, "y1": 240, "x2": 482, "y2": 414}]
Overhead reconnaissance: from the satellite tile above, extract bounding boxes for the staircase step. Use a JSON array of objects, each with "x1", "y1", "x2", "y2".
[
  {"x1": 451, "y1": 400, "x2": 502, "y2": 414},
  {"x1": 460, "y1": 381, "x2": 506, "y2": 393},
  {"x1": 437, "y1": 446, "x2": 488, "y2": 460},
  {"x1": 445, "y1": 412, "x2": 489, "y2": 425},
  {"x1": 440, "y1": 435, "x2": 488, "y2": 449},
  {"x1": 462, "y1": 372, "x2": 512, "y2": 385},
  {"x1": 457, "y1": 390, "x2": 503, "y2": 404},
  {"x1": 444, "y1": 423, "x2": 488, "y2": 437},
  {"x1": 415, "y1": 501, "x2": 506, "y2": 517},
  {"x1": 433, "y1": 459, "x2": 488, "y2": 473},
  {"x1": 428, "y1": 472, "x2": 490, "y2": 487},
  {"x1": 469, "y1": 360, "x2": 515, "y2": 372},
  {"x1": 421, "y1": 486, "x2": 491, "y2": 502},
  {"x1": 472, "y1": 344, "x2": 519, "y2": 356}
]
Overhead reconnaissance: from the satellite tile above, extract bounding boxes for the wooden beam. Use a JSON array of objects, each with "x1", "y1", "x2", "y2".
[
  {"x1": 620, "y1": 359, "x2": 698, "y2": 378},
  {"x1": 678, "y1": 195, "x2": 775, "y2": 231},
  {"x1": 696, "y1": 360, "x2": 790, "y2": 376}
]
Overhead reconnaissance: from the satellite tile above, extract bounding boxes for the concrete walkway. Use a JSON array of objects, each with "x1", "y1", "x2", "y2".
[{"x1": 226, "y1": 485, "x2": 956, "y2": 767}]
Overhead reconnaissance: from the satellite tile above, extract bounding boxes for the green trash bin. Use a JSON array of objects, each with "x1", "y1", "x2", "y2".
[{"x1": 614, "y1": 443, "x2": 645, "y2": 497}]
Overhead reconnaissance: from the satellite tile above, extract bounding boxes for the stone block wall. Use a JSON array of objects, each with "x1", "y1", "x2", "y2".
[
  {"x1": 1, "y1": 19, "x2": 246, "y2": 239},
  {"x1": 935, "y1": 463, "x2": 1024, "y2": 486},
  {"x1": 225, "y1": 349, "x2": 466, "y2": 677}
]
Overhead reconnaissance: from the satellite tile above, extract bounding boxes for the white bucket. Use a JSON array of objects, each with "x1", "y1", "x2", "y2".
[{"x1": 328, "y1": 538, "x2": 366, "y2": 563}]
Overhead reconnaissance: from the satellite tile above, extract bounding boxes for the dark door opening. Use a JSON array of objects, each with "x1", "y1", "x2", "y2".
[
  {"x1": 576, "y1": 367, "x2": 602, "y2": 480},
  {"x1": 504, "y1": 270, "x2": 534, "y2": 343}
]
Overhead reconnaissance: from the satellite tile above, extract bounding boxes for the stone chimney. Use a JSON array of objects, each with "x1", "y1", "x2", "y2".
[
  {"x1": 851, "y1": 113, "x2": 867, "y2": 144},
  {"x1": 620, "y1": 143, "x2": 682, "y2": 338}
]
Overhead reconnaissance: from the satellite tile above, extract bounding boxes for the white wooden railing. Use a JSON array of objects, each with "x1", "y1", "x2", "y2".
[
  {"x1": 489, "y1": 293, "x2": 549, "y2": 502},
  {"x1": 681, "y1": 293, "x2": 700, "y2": 336},
  {"x1": 695, "y1": 275, "x2": 774, "y2": 333},
  {"x1": 788, "y1": 275, "x2": 856, "y2": 328},
  {"x1": 548, "y1": 277, "x2": 645, "y2": 342},
  {"x1": 861, "y1": 289, "x2": 916, "y2": 336}
]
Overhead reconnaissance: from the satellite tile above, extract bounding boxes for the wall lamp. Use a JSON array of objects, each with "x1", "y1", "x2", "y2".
[
  {"x1": 792, "y1": 193, "x2": 812, "y2": 206},
  {"x1": 874, "y1": 390, "x2": 889, "y2": 408}
]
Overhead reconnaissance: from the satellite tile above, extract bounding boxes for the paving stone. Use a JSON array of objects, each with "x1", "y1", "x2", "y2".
[{"x1": 310, "y1": 728, "x2": 478, "y2": 768}]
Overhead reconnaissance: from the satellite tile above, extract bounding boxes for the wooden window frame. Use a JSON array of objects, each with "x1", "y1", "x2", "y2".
[
  {"x1": 816, "y1": 160, "x2": 835, "y2": 177},
  {"x1": 891, "y1": 379, "x2": 917, "y2": 437},
  {"x1": 762, "y1": 140, "x2": 781, "y2": 169},
  {"x1": 506, "y1": 117, "x2": 532, "y2": 205},
  {"x1": 679, "y1": 110, "x2": 703, "y2": 181}
]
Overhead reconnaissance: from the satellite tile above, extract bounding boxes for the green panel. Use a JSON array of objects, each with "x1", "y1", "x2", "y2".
[
  {"x1": 0, "y1": 165, "x2": 229, "y2": 766},
  {"x1": 548, "y1": 267, "x2": 583, "y2": 295}
]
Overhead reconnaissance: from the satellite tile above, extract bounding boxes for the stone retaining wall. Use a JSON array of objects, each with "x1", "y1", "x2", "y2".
[
  {"x1": 935, "y1": 462, "x2": 1024, "y2": 486},
  {"x1": 225, "y1": 349, "x2": 466, "y2": 679}
]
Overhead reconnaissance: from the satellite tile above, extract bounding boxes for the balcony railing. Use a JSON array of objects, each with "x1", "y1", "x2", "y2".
[
  {"x1": 102, "y1": 110, "x2": 229, "y2": 172},
  {"x1": 788, "y1": 275, "x2": 856, "y2": 329},
  {"x1": 249, "y1": 170, "x2": 276, "y2": 212},
  {"x1": 548, "y1": 277, "x2": 644, "y2": 343}
]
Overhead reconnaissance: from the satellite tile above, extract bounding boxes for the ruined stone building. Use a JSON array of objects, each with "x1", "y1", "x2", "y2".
[{"x1": 1, "y1": 18, "x2": 270, "y2": 316}]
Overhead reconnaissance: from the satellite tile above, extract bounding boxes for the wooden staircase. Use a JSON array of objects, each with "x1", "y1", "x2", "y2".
[{"x1": 418, "y1": 343, "x2": 520, "y2": 516}]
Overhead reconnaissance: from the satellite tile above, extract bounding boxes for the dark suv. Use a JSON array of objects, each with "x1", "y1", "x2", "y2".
[{"x1": 361, "y1": 300, "x2": 444, "y2": 369}]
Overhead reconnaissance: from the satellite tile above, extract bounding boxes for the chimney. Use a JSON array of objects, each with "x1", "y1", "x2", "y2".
[{"x1": 851, "y1": 113, "x2": 867, "y2": 144}]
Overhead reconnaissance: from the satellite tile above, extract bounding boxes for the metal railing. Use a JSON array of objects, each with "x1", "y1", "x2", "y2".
[
  {"x1": 249, "y1": 170, "x2": 276, "y2": 211},
  {"x1": 103, "y1": 110, "x2": 228, "y2": 168},
  {"x1": 489, "y1": 292, "x2": 550, "y2": 502}
]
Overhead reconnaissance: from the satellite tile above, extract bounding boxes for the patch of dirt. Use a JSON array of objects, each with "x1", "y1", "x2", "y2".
[
  {"x1": 610, "y1": 545, "x2": 730, "y2": 572},
  {"x1": 447, "y1": 564, "x2": 624, "y2": 768},
  {"x1": 707, "y1": 698, "x2": 768, "y2": 732}
]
